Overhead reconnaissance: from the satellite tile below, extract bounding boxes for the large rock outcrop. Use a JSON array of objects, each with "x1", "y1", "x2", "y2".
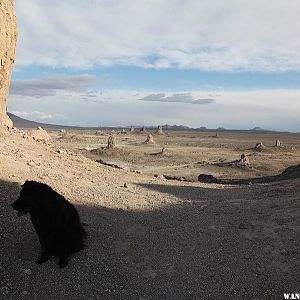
[{"x1": 0, "y1": 0, "x2": 17, "y2": 127}]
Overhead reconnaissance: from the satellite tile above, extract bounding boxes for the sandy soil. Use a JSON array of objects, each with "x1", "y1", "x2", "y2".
[
  {"x1": 58, "y1": 129, "x2": 300, "y2": 181},
  {"x1": 0, "y1": 126, "x2": 299, "y2": 299}
]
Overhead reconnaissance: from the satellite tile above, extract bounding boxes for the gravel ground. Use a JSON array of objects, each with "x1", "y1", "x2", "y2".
[{"x1": 0, "y1": 127, "x2": 299, "y2": 299}]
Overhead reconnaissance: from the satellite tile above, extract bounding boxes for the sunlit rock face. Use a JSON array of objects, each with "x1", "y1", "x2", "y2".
[{"x1": 0, "y1": 0, "x2": 17, "y2": 127}]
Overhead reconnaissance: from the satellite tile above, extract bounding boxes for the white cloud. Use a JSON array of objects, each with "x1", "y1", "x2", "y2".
[
  {"x1": 14, "y1": 0, "x2": 300, "y2": 71},
  {"x1": 8, "y1": 88, "x2": 300, "y2": 131},
  {"x1": 11, "y1": 110, "x2": 63, "y2": 121},
  {"x1": 10, "y1": 74, "x2": 108, "y2": 97},
  {"x1": 140, "y1": 93, "x2": 214, "y2": 104}
]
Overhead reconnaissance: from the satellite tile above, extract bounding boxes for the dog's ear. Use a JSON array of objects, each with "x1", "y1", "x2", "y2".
[
  {"x1": 21, "y1": 180, "x2": 31, "y2": 187},
  {"x1": 21, "y1": 180, "x2": 28, "y2": 187}
]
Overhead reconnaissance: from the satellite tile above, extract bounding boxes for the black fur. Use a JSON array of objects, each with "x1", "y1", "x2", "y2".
[{"x1": 11, "y1": 180, "x2": 86, "y2": 268}]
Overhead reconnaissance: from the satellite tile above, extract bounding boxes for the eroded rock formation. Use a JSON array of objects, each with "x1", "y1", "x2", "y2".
[
  {"x1": 145, "y1": 133, "x2": 154, "y2": 144},
  {"x1": 155, "y1": 125, "x2": 164, "y2": 134},
  {"x1": 0, "y1": 0, "x2": 17, "y2": 127},
  {"x1": 255, "y1": 142, "x2": 265, "y2": 152},
  {"x1": 107, "y1": 135, "x2": 116, "y2": 149}
]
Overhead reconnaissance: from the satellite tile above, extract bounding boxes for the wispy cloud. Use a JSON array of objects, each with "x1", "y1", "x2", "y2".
[
  {"x1": 10, "y1": 74, "x2": 108, "y2": 97},
  {"x1": 140, "y1": 93, "x2": 215, "y2": 104},
  {"x1": 14, "y1": 0, "x2": 300, "y2": 72}
]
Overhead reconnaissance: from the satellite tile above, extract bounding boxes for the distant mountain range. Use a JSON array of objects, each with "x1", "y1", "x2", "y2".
[
  {"x1": 8, "y1": 112, "x2": 283, "y2": 132},
  {"x1": 251, "y1": 126, "x2": 264, "y2": 131},
  {"x1": 7, "y1": 113, "x2": 201, "y2": 130}
]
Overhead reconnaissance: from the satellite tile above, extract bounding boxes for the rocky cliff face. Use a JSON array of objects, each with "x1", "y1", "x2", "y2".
[{"x1": 0, "y1": 0, "x2": 17, "y2": 127}]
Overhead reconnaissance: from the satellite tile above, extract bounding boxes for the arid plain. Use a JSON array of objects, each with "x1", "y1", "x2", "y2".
[
  {"x1": 56, "y1": 128, "x2": 300, "y2": 181},
  {"x1": 0, "y1": 125, "x2": 299, "y2": 299}
]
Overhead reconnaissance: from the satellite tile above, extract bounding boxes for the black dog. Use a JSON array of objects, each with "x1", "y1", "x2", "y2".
[{"x1": 12, "y1": 180, "x2": 87, "y2": 268}]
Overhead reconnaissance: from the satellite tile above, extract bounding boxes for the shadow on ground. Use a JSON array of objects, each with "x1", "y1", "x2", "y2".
[
  {"x1": 198, "y1": 163, "x2": 300, "y2": 185},
  {"x1": 1, "y1": 179, "x2": 299, "y2": 299}
]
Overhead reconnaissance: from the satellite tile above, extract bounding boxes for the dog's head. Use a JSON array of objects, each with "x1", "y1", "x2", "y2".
[{"x1": 11, "y1": 181, "x2": 41, "y2": 217}]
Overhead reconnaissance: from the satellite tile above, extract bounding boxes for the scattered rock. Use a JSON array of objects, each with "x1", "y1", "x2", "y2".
[
  {"x1": 57, "y1": 149, "x2": 64, "y2": 154},
  {"x1": 129, "y1": 126, "x2": 135, "y2": 132},
  {"x1": 27, "y1": 160, "x2": 36, "y2": 166},
  {"x1": 275, "y1": 139, "x2": 281, "y2": 147},
  {"x1": 140, "y1": 127, "x2": 146, "y2": 133},
  {"x1": 163, "y1": 175, "x2": 187, "y2": 181},
  {"x1": 124, "y1": 183, "x2": 128, "y2": 188}
]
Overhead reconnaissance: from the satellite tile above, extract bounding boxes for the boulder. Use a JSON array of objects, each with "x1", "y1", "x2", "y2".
[
  {"x1": 198, "y1": 174, "x2": 220, "y2": 183},
  {"x1": 28, "y1": 127, "x2": 51, "y2": 141}
]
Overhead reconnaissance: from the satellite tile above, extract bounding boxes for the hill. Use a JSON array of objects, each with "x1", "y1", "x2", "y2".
[{"x1": 7, "y1": 112, "x2": 79, "y2": 129}]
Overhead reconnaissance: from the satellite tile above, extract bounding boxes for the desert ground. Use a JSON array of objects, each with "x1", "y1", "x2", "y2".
[
  {"x1": 57, "y1": 128, "x2": 300, "y2": 181},
  {"x1": 0, "y1": 125, "x2": 299, "y2": 299}
]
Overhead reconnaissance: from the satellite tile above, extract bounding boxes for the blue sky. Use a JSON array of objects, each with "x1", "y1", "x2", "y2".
[
  {"x1": 8, "y1": 0, "x2": 300, "y2": 131},
  {"x1": 12, "y1": 66, "x2": 300, "y2": 91}
]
